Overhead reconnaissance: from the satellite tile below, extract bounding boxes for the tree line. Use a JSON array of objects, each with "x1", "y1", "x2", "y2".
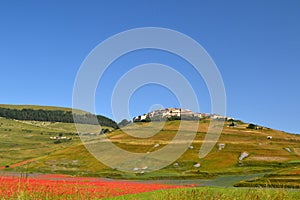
[{"x1": 0, "y1": 108, "x2": 118, "y2": 129}]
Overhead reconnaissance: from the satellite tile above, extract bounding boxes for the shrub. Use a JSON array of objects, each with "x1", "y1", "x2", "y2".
[{"x1": 247, "y1": 124, "x2": 257, "y2": 129}]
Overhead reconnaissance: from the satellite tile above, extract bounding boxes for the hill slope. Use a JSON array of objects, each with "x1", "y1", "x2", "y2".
[
  {"x1": 0, "y1": 104, "x2": 118, "y2": 128},
  {"x1": 0, "y1": 105, "x2": 300, "y2": 187}
]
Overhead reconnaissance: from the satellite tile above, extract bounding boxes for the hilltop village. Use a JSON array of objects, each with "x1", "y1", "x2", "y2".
[{"x1": 133, "y1": 108, "x2": 229, "y2": 122}]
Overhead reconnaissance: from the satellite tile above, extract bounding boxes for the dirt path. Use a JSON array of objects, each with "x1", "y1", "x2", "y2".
[{"x1": 0, "y1": 159, "x2": 35, "y2": 170}]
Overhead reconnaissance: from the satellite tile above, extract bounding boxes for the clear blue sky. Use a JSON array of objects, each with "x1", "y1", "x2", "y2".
[{"x1": 0, "y1": 1, "x2": 300, "y2": 133}]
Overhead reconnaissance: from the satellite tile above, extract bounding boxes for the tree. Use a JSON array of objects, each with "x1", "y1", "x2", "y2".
[
  {"x1": 229, "y1": 122, "x2": 235, "y2": 127},
  {"x1": 0, "y1": 107, "x2": 119, "y2": 129},
  {"x1": 247, "y1": 124, "x2": 256, "y2": 129},
  {"x1": 100, "y1": 128, "x2": 110, "y2": 134}
]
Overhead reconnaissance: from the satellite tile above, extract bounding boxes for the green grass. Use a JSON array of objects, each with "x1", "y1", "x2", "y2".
[
  {"x1": 1, "y1": 109, "x2": 300, "y2": 188},
  {"x1": 11, "y1": 120, "x2": 299, "y2": 185},
  {"x1": 0, "y1": 104, "x2": 74, "y2": 111},
  {"x1": 0, "y1": 117, "x2": 81, "y2": 166},
  {"x1": 234, "y1": 167, "x2": 300, "y2": 188},
  {"x1": 105, "y1": 187, "x2": 300, "y2": 200}
]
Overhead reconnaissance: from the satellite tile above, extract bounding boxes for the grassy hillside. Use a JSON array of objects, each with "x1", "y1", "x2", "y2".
[
  {"x1": 0, "y1": 117, "x2": 82, "y2": 166},
  {"x1": 0, "y1": 104, "x2": 119, "y2": 128},
  {"x1": 0, "y1": 104, "x2": 75, "y2": 112},
  {"x1": 0, "y1": 104, "x2": 299, "y2": 187},
  {"x1": 0, "y1": 103, "x2": 114, "y2": 168}
]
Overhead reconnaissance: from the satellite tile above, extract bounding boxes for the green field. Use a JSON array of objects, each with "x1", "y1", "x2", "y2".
[
  {"x1": 1, "y1": 105, "x2": 300, "y2": 190},
  {"x1": 105, "y1": 187, "x2": 300, "y2": 200}
]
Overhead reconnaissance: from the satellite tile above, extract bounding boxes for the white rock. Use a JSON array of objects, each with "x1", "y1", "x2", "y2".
[
  {"x1": 142, "y1": 166, "x2": 148, "y2": 170},
  {"x1": 154, "y1": 144, "x2": 160, "y2": 148},
  {"x1": 133, "y1": 167, "x2": 139, "y2": 171},
  {"x1": 239, "y1": 152, "x2": 249, "y2": 161},
  {"x1": 173, "y1": 162, "x2": 179, "y2": 166},
  {"x1": 284, "y1": 147, "x2": 292, "y2": 153},
  {"x1": 217, "y1": 143, "x2": 226, "y2": 150},
  {"x1": 193, "y1": 163, "x2": 201, "y2": 168},
  {"x1": 189, "y1": 146, "x2": 194, "y2": 149}
]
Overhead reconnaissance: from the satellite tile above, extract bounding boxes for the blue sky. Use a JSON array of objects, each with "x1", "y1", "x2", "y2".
[{"x1": 0, "y1": 1, "x2": 300, "y2": 133}]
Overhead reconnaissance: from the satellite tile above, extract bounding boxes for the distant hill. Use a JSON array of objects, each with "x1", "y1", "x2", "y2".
[
  {"x1": 0, "y1": 104, "x2": 118, "y2": 129},
  {"x1": 0, "y1": 104, "x2": 76, "y2": 112}
]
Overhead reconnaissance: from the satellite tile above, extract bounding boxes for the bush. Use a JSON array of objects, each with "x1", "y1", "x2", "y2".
[
  {"x1": 54, "y1": 140, "x2": 62, "y2": 144},
  {"x1": 100, "y1": 128, "x2": 110, "y2": 134},
  {"x1": 247, "y1": 124, "x2": 257, "y2": 129}
]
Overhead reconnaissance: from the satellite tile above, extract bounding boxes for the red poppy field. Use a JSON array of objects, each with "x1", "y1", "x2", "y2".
[{"x1": 0, "y1": 174, "x2": 184, "y2": 199}]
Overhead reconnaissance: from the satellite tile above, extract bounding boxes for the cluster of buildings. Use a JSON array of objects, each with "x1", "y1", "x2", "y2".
[{"x1": 133, "y1": 108, "x2": 228, "y2": 122}]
